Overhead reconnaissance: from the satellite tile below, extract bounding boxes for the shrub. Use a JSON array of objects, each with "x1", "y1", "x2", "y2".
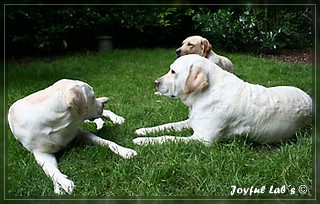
[
  {"x1": 192, "y1": 7, "x2": 312, "y2": 52},
  {"x1": 5, "y1": 6, "x2": 312, "y2": 56},
  {"x1": 5, "y1": 6, "x2": 196, "y2": 55}
]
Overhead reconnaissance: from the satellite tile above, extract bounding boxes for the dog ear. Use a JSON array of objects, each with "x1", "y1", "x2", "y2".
[
  {"x1": 66, "y1": 85, "x2": 87, "y2": 117},
  {"x1": 184, "y1": 66, "x2": 209, "y2": 94},
  {"x1": 201, "y1": 38, "x2": 212, "y2": 58}
]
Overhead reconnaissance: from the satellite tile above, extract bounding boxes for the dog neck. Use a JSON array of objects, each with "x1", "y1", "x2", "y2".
[{"x1": 179, "y1": 93, "x2": 196, "y2": 107}]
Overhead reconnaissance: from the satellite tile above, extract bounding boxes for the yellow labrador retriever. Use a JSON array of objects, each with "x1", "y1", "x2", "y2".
[
  {"x1": 176, "y1": 35, "x2": 235, "y2": 73},
  {"x1": 8, "y1": 79, "x2": 137, "y2": 194},
  {"x1": 133, "y1": 55, "x2": 312, "y2": 146}
]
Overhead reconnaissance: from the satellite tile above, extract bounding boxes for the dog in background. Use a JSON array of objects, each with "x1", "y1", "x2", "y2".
[
  {"x1": 8, "y1": 79, "x2": 137, "y2": 194},
  {"x1": 176, "y1": 35, "x2": 235, "y2": 73}
]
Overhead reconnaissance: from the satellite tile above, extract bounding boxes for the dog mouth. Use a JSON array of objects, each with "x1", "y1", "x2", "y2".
[
  {"x1": 88, "y1": 117, "x2": 98, "y2": 121},
  {"x1": 155, "y1": 78, "x2": 178, "y2": 98},
  {"x1": 156, "y1": 88, "x2": 177, "y2": 99},
  {"x1": 88, "y1": 109, "x2": 103, "y2": 121}
]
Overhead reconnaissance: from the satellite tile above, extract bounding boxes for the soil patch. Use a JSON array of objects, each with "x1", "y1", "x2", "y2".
[{"x1": 257, "y1": 49, "x2": 312, "y2": 64}]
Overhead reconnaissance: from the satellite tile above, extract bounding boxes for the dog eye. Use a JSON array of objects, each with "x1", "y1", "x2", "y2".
[
  {"x1": 188, "y1": 43, "x2": 193, "y2": 47},
  {"x1": 171, "y1": 70, "x2": 176, "y2": 74}
]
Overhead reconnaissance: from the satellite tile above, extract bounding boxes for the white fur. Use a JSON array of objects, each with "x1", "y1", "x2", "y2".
[
  {"x1": 87, "y1": 110, "x2": 125, "y2": 130},
  {"x1": 206, "y1": 50, "x2": 234, "y2": 73},
  {"x1": 134, "y1": 55, "x2": 312, "y2": 146},
  {"x1": 8, "y1": 79, "x2": 137, "y2": 194}
]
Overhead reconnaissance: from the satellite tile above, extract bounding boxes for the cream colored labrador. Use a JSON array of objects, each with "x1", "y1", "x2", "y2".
[
  {"x1": 176, "y1": 35, "x2": 235, "y2": 73},
  {"x1": 133, "y1": 55, "x2": 312, "y2": 146},
  {"x1": 8, "y1": 79, "x2": 137, "y2": 195}
]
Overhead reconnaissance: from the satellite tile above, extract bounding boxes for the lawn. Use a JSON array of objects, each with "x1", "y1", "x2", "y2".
[{"x1": 5, "y1": 48, "x2": 314, "y2": 198}]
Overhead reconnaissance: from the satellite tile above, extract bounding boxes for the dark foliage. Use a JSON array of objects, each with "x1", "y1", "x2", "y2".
[
  {"x1": 192, "y1": 7, "x2": 312, "y2": 52},
  {"x1": 5, "y1": 5, "x2": 313, "y2": 57}
]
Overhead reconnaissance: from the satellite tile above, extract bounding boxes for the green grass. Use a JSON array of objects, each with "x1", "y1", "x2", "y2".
[{"x1": 6, "y1": 48, "x2": 313, "y2": 198}]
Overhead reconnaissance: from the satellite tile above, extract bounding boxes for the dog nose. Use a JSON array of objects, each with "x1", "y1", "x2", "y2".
[
  {"x1": 176, "y1": 49, "x2": 181, "y2": 56},
  {"x1": 155, "y1": 79, "x2": 160, "y2": 87}
]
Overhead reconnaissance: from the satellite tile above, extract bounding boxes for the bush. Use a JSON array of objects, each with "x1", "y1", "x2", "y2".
[
  {"x1": 192, "y1": 7, "x2": 312, "y2": 52},
  {"x1": 5, "y1": 6, "x2": 312, "y2": 56},
  {"x1": 6, "y1": 6, "x2": 105, "y2": 54},
  {"x1": 5, "y1": 6, "x2": 195, "y2": 56}
]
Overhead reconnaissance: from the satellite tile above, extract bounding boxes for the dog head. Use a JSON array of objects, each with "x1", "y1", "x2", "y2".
[
  {"x1": 60, "y1": 79, "x2": 107, "y2": 121},
  {"x1": 176, "y1": 35, "x2": 212, "y2": 58},
  {"x1": 155, "y1": 55, "x2": 209, "y2": 100}
]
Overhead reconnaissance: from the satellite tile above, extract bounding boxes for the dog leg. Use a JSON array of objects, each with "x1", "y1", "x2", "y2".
[
  {"x1": 79, "y1": 130, "x2": 137, "y2": 159},
  {"x1": 133, "y1": 135, "x2": 193, "y2": 145},
  {"x1": 102, "y1": 110, "x2": 125, "y2": 124},
  {"x1": 135, "y1": 119, "x2": 190, "y2": 135},
  {"x1": 33, "y1": 151, "x2": 75, "y2": 195},
  {"x1": 133, "y1": 134, "x2": 210, "y2": 146}
]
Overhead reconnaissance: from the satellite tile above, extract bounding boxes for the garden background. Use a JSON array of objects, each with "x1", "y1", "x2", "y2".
[
  {"x1": 6, "y1": 6, "x2": 312, "y2": 57},
  {"x1": 4, "y1": 3, "x2": 317, "y2": 203}
]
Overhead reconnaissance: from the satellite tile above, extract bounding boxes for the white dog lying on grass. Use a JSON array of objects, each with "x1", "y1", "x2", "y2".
[
  {"x1": 8, "y1": 79, "x2": 137, "y2": 194},
  {"x1": 134, "y1": 55, "x2": 312, "y2": 146}
]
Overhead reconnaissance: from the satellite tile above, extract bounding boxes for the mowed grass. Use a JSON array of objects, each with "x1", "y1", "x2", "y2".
[{"x1": 6, "y1": 48, "x2": 313, "y2": 198}]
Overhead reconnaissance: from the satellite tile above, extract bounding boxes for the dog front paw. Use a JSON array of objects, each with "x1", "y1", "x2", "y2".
[
  {"x1": 111, "y1": 146, "x2": 137, "y2": 159},
  {"x1": 93, "y1": 118, "x2": 105, "y2": 130},
  {"x1": 110, "y1": 115, "x2": 125, "y2": 124},
  {"x1": 102, "y1": 110, "x2": 125, "y2": 125},
  {"x1": 122, "y1": 148, "x2": 138, "y2": 159},
  {"x1": 53, "y1": 175, "x2": 75, "y2": 195}
]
